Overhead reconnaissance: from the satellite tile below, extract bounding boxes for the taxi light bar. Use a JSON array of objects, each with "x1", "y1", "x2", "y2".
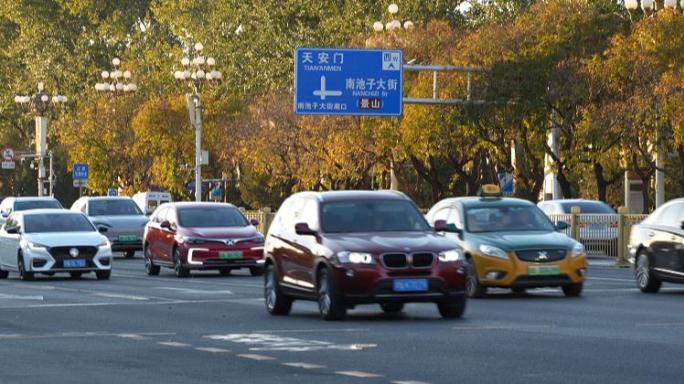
[{"x1": 479, "y1": 184, "x2": 503, "y2": 199}]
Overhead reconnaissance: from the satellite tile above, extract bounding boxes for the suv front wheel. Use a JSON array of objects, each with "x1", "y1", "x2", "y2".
[
  {"x1": 437, "y1": 296, "x2": 466, "y2": 318},
  {"x1": 317, "y1": 268, "x2": 346, "y2": 321}
]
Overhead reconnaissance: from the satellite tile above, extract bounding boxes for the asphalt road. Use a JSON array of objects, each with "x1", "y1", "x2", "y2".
[{"x1": 1, "y1": 255, "x2": 683, "y2": 384}]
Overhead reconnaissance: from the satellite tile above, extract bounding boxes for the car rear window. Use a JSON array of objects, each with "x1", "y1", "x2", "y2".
[
  {"x1": 24, "y1": 213, "x2": 95, "y2": 233},
  {"x1": 90, "y1": 199, "x2": 143, "y2": 216},
  {"x1": 559, "y1": 201, "x2": 614, "y2": 214},
  {"x1": 320, "y1": 200, "x2": 430, "y2": 233},
  {"x1": 14, "y1": 200, "x2": 62, "y2": 211},
  {"x1": 177, "y1": 206, "x2": 248, "y2": 228}
]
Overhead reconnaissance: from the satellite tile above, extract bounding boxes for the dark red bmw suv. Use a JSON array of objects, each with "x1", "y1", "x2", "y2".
[
  {"x1": 263, "y1": 191, "x2": 467, "y2": 320},
  {"x1": 143, "y1": 202, "x2": 265, "y2": 277}
]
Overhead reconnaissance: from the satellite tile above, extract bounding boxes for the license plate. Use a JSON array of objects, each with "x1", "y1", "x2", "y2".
[
  {"x1": 219, "y1": 251, "x2": 243, "y2": 260},
  {"x1": 393, "y1": 279, "x2": 428, "y2": 292},
  {"x1": 118, "y1": 235, "x2": 138, "y2": 242},
  {"x1": 528, "y1": 265, "x2": 561, "y2": 276},
  {"x1": 63, "y1": 259, "x2": 86, "y2": 268}
]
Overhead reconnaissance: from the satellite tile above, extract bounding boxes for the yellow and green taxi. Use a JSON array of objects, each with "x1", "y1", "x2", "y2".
[{"x1": 427, "y1": 186, "x2": 587, "y2": 297}]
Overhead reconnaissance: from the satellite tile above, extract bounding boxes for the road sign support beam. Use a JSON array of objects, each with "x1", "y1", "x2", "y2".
[{"x1": 402, "y1": 64, "x2": 485, "y2": 106}]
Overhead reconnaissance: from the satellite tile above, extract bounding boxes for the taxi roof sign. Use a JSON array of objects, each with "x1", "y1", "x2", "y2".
[{"x1": 480, "y1": 184, "x2": 502, "y2": 199}]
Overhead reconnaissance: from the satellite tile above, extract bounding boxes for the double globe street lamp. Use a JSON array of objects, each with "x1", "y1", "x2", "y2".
[
  {"x1": 625, "y1": 0, "x2": 684, "y2": 13},
  {"x1": 14, "y1": 82, "x2": 67, "y2": 196},
  {"x1": 372, "y1": 3, "x2": 414, "y2": 33},
  {"x1": 173, "y1": 42, "x2": 222, "y2": 202}
]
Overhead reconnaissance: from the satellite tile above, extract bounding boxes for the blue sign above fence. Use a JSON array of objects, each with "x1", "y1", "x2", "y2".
[
  {"x1": 294, "y1": 48, "x2": 403, "y2": 117},
  {"x1": 107, "y1": 188, "x2": 118, "y2": 197},
  {"x1": 73, "y1": 163, "x2": 89, "y2": 180}
]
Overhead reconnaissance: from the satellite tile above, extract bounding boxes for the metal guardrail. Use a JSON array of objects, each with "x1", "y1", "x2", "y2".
[
  {"x1": 242, "y1": 209, "x2": 276, "y2": 235},
  {"x1": 548, "y1": 211, "x2": 648, "y2": 263}
]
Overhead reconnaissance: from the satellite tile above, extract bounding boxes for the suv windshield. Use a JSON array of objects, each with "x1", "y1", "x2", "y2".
[
  {"x1": 559, "y1": 201, "x2": 614, "y2": 214},
  {"x1": 178, "y1": 206, "x2": 248, "y2": 228},
  {"x1": 24, "y1": 213, "x2": 95, "y2": 233},
  {"x1": 15, "y1": 200, "x2": 62, "y2": 211},
  {"x1": 321, "y1": 200, "x2": 430, "y2": 233},
  {"x1": 90, "y1": 200, "x2": 143, "y2": 216},
  {"x1": 465, "y1": 205, "x2": 555, "y2": 233}
]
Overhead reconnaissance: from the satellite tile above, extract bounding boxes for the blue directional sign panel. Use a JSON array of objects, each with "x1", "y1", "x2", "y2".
[
  {"x1": 294, "y1": 48, "x2": 403, "y2": 116},
  {"x1": 107, "y1": 188, "x2": 118, "y2": 197},
  {"x1": 73, "y1": 163, "x2": 89, "y2": 180}
]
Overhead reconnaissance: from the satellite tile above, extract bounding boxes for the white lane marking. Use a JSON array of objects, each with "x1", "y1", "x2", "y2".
[
  {"x1": 111, "y1": 271, "x2": 262, "y2": 288},
  {"x1": 638, "y1": 322, "x2": 684, "y2": 327},
  {"x1": 587, "y1": 277, "x2": 634, "y2": 282},
  {"x1": 195, "y1": 347, "x2": 231, "y2": 353},
  {"x1": 0, "y1": 294, "x2": 44, "y2": 300},
  {"x1": 0, "y1": 331, "x2": 175, "y2": 340},
  {"x1": 453, "y1": 325, "x2": 553, "y2": 331},
  {"x1": 252, "y1": 328, "x2": 368, "y2": 334},
  {"x1": 116, "y1": 334, "x2": 148, "y2": 340},
  {"x1": 92, "y1": 293, "x2": 149, "y2": 301},
  {"x1": 336, "y1": 371, "x2": 383, "y2": 378},
  {"x1": 158, "y1": 341, "x2": 191, "y2": 347},
  {"x1": 0, "y1": 298, "x2": 262, "y2": 310},
  {"x1": 238, "y1": 354, "x2": 276, "y2": 361},
  {"x1": 204, "y1": 333, "x2": 378, "y2": 352},
  {"x1": 155, "y1": 287, "x2": 234, "y2": 295},
  {"x1": 283, "y1": 362, "x2": 325, "y2": 369},
  {"x1": 393, "y1": 381, "x2": 431, "y2": 384}
]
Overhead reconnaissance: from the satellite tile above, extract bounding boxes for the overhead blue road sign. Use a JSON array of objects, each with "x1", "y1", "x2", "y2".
[
  {"x1": 73, "y1": 163, "x2": 89, "y2": 180},
  {"x1": 294, "y1": 48, "x2": 403, "y2": 116}
]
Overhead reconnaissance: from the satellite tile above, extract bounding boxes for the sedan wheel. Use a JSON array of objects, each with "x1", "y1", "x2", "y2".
[
  {"x1": 466, "y1": 261, "x2": 487, "y2": 298},
  {"x1": 144, "y1": 246, "x2": 160, "y2": 276},
  {"x1": 317, "y1": 268, "x2": 346, "y2": 321},
  {"x1": 124, "y1": 250, "x2": 136, "y2": 258},
  {"x1": 96, "y1": 270, "x2": 111, "y2": 280},
  {"x1": 173, "y1": 248, "x2": 190, "y2": 278},
  {"x1": 18, "y1": 256, "x2": 34, "y2": 281},
  {"x1": 635, "y1": 252, "x2": 661, "y2": 293},
  {"x1": 264, "y1": 264, "x2": 292, "y2": 316}
]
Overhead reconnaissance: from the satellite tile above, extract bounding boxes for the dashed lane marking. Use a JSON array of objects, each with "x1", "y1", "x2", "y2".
[
  {"x1": 0, "y1": 294, "x2": 44, "y2": 300},
  {"x1": 204, "y1": 333, "x2": 378, "y2": 352},
  {"x1": 336, "y1": 371, "x2": 383, "y2": 378},
  {"x1": 92, "y1": 293, "x2": 149, "y2": 301},
  {"x1": 0, "y1": 298, "x2": 261, "y2": 310},
  {"x1": 155, "y1": 287, "x2": 234, "y2": 295},
  {"x1": 238, "y1": 354, "x2": 276, "y2": 361},
  {"x1": 252, "y1": 328, "x2": 368, "y2": 334},
  {"x1": 157, "y1": 342, "x2": 191, "y2": 347},
  {"x1": 0, "y1": 331, "x2": 175, "y2": 340},
  {"x1": 282, "y1": 362, "x2": 325, "y2": 369},
  {"x1": 195, "y1": 347, "x2": 231, "y2": 353},
  {"x1": 393, "y1": 381, "x2": 431, "y2": 384}
]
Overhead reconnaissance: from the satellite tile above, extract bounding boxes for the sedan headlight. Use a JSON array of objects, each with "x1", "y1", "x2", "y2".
[
  {"x1": 97, "y1": 240, "x2": 111, "y2": 249},
  {"x1": 438, "y1": 249, "x2": 465, "y2": 262},
  {"x1": 572, "y1": 242, "x2": 586, "y2": 258},
  {"x1": 337, "y1": 251, "x2": 375, "y2": 264},
  {"x1": 27, "y1": 241, "x2": 48, "y2": 251},
  {"x1": 180, "y1": 236, "x2": 205, "y2": 244},
  {"x1": 479, "y1": 244, "x2": 508, "y2": 259}
]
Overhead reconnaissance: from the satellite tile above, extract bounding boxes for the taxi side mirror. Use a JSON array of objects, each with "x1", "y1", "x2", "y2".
[{"x1": 556, "y1": 221, "x2": 569, "y2": 231}]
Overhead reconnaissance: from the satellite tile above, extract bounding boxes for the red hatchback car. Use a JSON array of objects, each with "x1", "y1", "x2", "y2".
[
  {"x1": 143, "y1": 202, "x2": 265, "y2": 277},
  {"x1": 264, "y1": 191, "x2": 468, "y2": 320}
]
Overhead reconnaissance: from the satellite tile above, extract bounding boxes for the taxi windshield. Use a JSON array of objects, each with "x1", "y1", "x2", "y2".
[{"x1": 465, "y1": 205, "x2": 555, "y2": 233}]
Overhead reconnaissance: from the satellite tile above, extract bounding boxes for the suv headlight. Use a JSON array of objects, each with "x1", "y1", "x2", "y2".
[
  {"x1": 180, "y1": 236, "x2": 205, "y2": 244},
  {"x1": 572, "y1": 242, "x2": 586, "y2": 258},
  {"x1": 27, "y1": 241, "x2": 48, "y2": 251},
  {"x1": 479, "y1": 244, "x2": 508, "y2": 259},
  {"x1": 337, "y1": 251, "x2": 375, "y2": 264},
  {"x1": 439, "y1": 249, "x2": 464, "y2": 262}
]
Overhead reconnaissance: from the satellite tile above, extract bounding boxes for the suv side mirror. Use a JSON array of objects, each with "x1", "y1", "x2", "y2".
[
  {"x1": 1, "y1": 212, "x2": 8, "y2": 219},
  {"x1": 6, "y1": 226, "x2": 19, "y2": 234},
  {"x1": 160, "y1": 220, "x2": 173, "y2": 231},
  {"x1": 295, "y1": 222, "x2": 316, "y2": 236},
  {"x1": 98, "y1": 226, "x2": 108, "y2": 233},
  {"x1": 250, "y1": 218, "x2": 260, "y2": 226},
  {"x1": 556, "y1": 221, "x2": 569, "y2": 230}
]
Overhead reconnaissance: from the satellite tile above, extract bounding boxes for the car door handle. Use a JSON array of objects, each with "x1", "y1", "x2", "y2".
[{"x1": 648, "y1": 232, "x2": 655, "y2": 238}]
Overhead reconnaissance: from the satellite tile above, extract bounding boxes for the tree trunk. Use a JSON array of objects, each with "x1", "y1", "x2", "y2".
[{"x1": 593, "y1": 162, "x2": 607, "y2": 202}]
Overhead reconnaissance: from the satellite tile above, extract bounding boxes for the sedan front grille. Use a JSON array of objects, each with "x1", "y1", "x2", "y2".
[
  {"x1": 515, "y1": 249, "x2": 567, "y2": 263},
  {"x1": 49, "y1": 246, "x2": 98, "y2": 260}
]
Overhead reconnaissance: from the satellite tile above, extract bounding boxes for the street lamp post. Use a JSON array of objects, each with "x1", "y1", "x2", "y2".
[
  {"x1": 174, "y1": 42, "x2": 222, "y2": 202},
  {"x1": 14, "y1": 82, "x2": 67, "y2": 197},
  {"x1": 623, "y1": 1, "x2": 681, "y2": 209},
  {"x1": 95, "y1": 57, "x2": 138, "y2": 94}
]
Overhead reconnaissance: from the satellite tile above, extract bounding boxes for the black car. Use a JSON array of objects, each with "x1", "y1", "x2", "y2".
[{"x1": 629, "y1": 198, "x2": 684, "y2": 293}]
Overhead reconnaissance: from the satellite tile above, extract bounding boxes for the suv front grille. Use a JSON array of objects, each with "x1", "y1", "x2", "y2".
[
  {"x1": 515, "y1": 249, "x2": 566, "y2": 263},
  {"x1": 412, "y1": 253, "x2": 434, "y2": 268},
  {"x1": 382, "y1": 253, "x2": 407, "y2": 268}
]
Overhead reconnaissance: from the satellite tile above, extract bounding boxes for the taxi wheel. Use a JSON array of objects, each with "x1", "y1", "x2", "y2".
[
  {"x1": 562, "y1": 283, "x2": 583, "y2": 297},
  {"x1": 219, "y1": 268, "x2": 232, "y2": 276},
  {"x1": 250, "y1": 267, "x2": 264, "y2": 277},
  {"x1": 69, "y1": 272, "x2": 82, "y2": 279},
  {"x1": 635, "y1": 252, "x2": 661, "y2": 293},
  {"x1": 144, "y1": 246, "x2": 160, "y2": 276},
  {"x1": 96, "y1": 270, "x2": 111, "y2": 280},
  {"x1": 173, "y1": 248, "x2": 190, "y2": 278},
  {"x1": 437, "y1": 296, "x2": 466, "y2": 319},
  {"x1": 380, "y1": 303, "x2": 404, "y2": 314},
  {"x1": 18, "y1": 255, "x2": 34, "y2": 281},
  {"x1": 466, "y1": 262, "x2": 487, "y2": 298},
  {"x1": 264, "y1": 264, "x2": 292, "y2": 316},
  {"x1": 124, "y1": 250, "x2": 136, "y2": 258},
  {"x1": 317, "y1": 268, "x2": 346, "y2": 321}
]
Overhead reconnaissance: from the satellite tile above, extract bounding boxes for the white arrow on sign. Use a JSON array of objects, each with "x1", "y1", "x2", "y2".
[
  {"x1": 313, "y1": 76, "x2": 342, "y2": 101},
  {"x1": 2, "y1": 148, "x2": 14, "y2": 161}
]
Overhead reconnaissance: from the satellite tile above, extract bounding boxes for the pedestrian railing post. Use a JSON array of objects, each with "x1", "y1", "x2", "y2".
[
  {"x1": 615, "y1": 206, "x2": 630, "y2": 268},
  {"x1": 570, "y1": 206, "x2": 580, "y2": 241}
]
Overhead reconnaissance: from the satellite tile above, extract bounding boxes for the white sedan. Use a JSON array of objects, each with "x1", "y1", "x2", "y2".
[{"x1": 0, "y1": 209, "x2": 113, "y2": 280}]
